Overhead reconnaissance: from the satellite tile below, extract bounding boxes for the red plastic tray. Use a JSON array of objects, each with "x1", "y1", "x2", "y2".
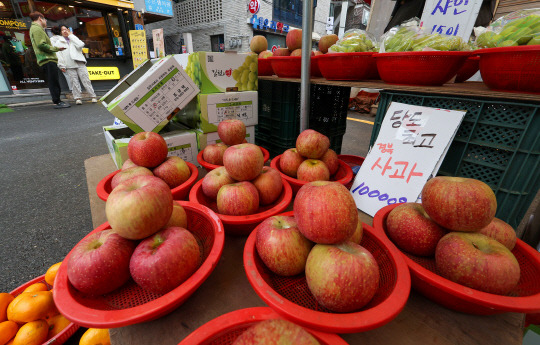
[
  {"x1": 9, "y1": 275, "x2": 79, "y2": 345},
  {"x1": 270, "y1": 155, "x2": 354, "y2": 195},
  {"x1": 96, "y1": 161, "x2": 199, "y2": 202},
  {"x1": 373, "y1": 203, "x2": 540, "y2": 315},
  {"x1": 476, "y1": 46, "x2": 540, "y2": 93},
  {"x1": 373, "y1": 51, "x2": 471, "y2": 86},
  {"x1": 53, "y1": 201, "x2": 225, "y2": 328},
  {"x1": 268, "y1": 56, "x2": 321, "y2": 78},
  {"x1": 455, "y1": 56, "x2": 480, "y2": 83},
  {"x1": 197, "y1": 146, "x2": 270, "y2": 173},
  {"x1": 178, "y1": 307, "x2": 348, "y2": 344},
  {"x1": 311, "y1": 55, "x2": 323, "y2": 77},
  {"x1": 337, "y1": 154, "x2": 365, "y2": 189},
  {"x1": 189, "y1": 178, "x2": 293, "y2": 236},
  {"x1": 258, "y1": 58, "x2": 274, "y2": 76},
  {"x1": 243, "y1": 211, "x2": 411, "y2": 333},
  {"x1": 317, "y1": 52, "x2": 377, "y2": 81}
]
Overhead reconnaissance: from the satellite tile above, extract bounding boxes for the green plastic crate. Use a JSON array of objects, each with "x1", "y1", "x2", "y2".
[{"x1": 370, "y1": 91, "x2": 540, "y2": 230}]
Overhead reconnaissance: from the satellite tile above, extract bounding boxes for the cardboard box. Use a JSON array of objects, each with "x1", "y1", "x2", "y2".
[
  {"x1": 194, "y1": 125, "x2": 256, "y2": 151},
  {"x1": 100, "y1": 59, "x2": 155, "y2": 105},
  {"x1": 174, "y1": 91, "x2": 258, "y2": 133},
  {"x1": 105, "y1": 55, "x2": 200, "y2": 133}
]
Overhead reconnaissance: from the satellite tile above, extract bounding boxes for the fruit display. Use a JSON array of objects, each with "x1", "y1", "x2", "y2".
[
  {"x1": 231, "y1": 54, "x2": 258, "y2": 91},
  {"x1": 382, "y1": 26, "x2": 467, "y2": 52},
  {"x1": 250, "y1": 35, "x2": 268, "y2": 54},
  {"x1": 318, "y1": 34, "x2": 338, "y2": 54},
  {"x1": 476, "y1": 10, "x2": 540, "y2": 48},
  {"x1": 232, "y1": 319, "x2": 320, "y2": 345},
  {"x1": 328, "y1": 29, "x2": 378, "y2": 53}
]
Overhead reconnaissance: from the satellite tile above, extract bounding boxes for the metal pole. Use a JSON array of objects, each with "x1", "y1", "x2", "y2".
[{"x1": 300, "y1": 0, "x2": 314, "y2": 132}]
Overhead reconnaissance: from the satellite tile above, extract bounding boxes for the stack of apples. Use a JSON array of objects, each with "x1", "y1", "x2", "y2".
[
  {"x1": 201, "y1": 120, "x2": 283, "y2": 216},
  {"x1": 386, "y1": 176, "x2": 520, "y2": 295},
  {"x1": 255, "y1": 181, "x2": 376, "y2": 313},
  {"x1": 279, "y1": 129, "x2": 340, "y2": 182},
  {"x1": 201, "y1": 119, "x2": 248, "y2": 166}
]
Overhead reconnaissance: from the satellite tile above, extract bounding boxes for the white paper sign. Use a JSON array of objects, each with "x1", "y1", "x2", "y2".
[
  {"x1": 350, "y1": 102, "x2": 466, "y2": 216},
  {"x1": 420, "y1": 0, "x2": 483, "y2": 42}
]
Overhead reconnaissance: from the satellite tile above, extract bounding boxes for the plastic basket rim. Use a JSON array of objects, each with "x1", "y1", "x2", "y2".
[
  {"x1": 197, "y1": 146, "x2": 270, "y2": 173},
  {"x1": 373, "y1": 203, "x2": 540, "y2": 313},
  {"x1": 243, "y1": 210, "x2": 411, "y2": 334},
  {"x1": 475, "y1": 46, "x2": 540, "y2": 55},
  {"x1": 373, "y1": 51, "x2": 472, "y2": 58},
  {"x1": 96, "y1": 161, "x2": 199, "y2": 202},
  {"x1": 177, "y1": 307, "x2": 348, "y2": 345},
  {"x1": 10, "y1": 274, "x2": 80, "y2": 345},
  {"x1": 316, "y1": 51, "x2": 375, "y2": 59},
  {"x1": 53, "y1": 201, "x2": 225, "y2": 329}
]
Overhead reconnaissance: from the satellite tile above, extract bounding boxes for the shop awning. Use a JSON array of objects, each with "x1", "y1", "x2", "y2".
[{"x1": 86, "y1": 0, "x2": 135, "y2": 9}]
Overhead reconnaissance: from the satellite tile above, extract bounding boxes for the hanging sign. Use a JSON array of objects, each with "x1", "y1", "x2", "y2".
[
  {"x1": 129, "y1": 29, "x2": 148, "y2": 69},
  {"x1": 420, "y1": 0, "x2": 483, "y2": 41},
  {"x1": 248, "y1": 0, "x2": 260, "y2": 14},
  {"x1": 250, "y1": 14, "x2": 289, "y2": 33},
  {"x1": 152, "y1": 28, "x2": 165, "y2": 58}
]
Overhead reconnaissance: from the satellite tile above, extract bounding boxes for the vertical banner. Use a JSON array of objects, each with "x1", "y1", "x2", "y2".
[
  {"x1": 420, "y1": 0, "x2": 483, "y2": 42},
  {"x1": 153, "y1": 28, "x2": 165, "y2": 59},
  {"x1": 129, "y1": 30, "x2": 148, "y2": 69}
]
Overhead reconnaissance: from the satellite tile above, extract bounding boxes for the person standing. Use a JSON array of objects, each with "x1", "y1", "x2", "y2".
[
  {"x1": 1, "y1": 36, "x2": 23, "y2": 83},
  {"x1": 50, "y1": 26, "x2": 71, "y2": 91},
  {"x1": 53, "y1": 25, "x2": 97, "y2": 105},
  {"x1": 28, "y1": 11, "x2": 70, "y2": 108}
]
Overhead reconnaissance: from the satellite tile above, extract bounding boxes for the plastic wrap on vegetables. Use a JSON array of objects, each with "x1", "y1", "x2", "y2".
[
  {"x1": 328, "y1": 29, "x2": 378, "y2": 53},
  {"x1": 476, "y1": 8, "x2": 540, "y2": 48}
]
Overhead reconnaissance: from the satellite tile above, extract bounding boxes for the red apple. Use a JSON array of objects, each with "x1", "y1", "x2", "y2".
[
  {"x1": 67, "y1": 229, "x2": 136, "y2": 296},
  {"x1": 129, "y1": 227, "x2": 201, "y2": 295},
  {"x1": 305, "y1": 242, "x2": 380, "y2": 312},
  {"x1": 216, "y1": 181, "x2": 259, "y2": 216},
  {"x1": 127, "y1": 131, "x2": 168, "y2": 168},
  {"x1": 321, "y1": 149, "x2": 339, "y2": 175},
  {"x1": 297, "y1": 159, "x2": 330, "y2": 182},
  {"x1": 279, "y1": 148, "x2": 305, "y2": 178},
  {"x1": 290, "y1": 48, "x2": 302, "y2": 57},
  {"x1": 349, "y1": 220, "x2": 363, "y2": 244},
  {"x1": 217, "y1": 119, "x2": 246, "y2": 146},
  {"x1": 313, "y1": 50, "x2": 324, "y2": 56},
  {"x1": 223, "y1": 143, "x2": 264, "y2": 181},
  {"x1": 121, "y1": 159, "x2": 138, "y2": 170},
  {"x1": 435, "y1": 232, "x2": 520, "y2": 295},
  {"x1": 106, "y1": 175, "x2": 173, "y2": 240},
  {"x1": 296, "y1": 129, "x2": 330, "y2": 159},
  {"x1": 477, "y1": 217, "x2": 517, "y2": 251},
  {"x1": 233, "y1": 319, "x2": 320, "y2": 345},
  {"x1": 294, "y1": 181, "x2": 358, "y2": 244},
  {"x1": 111, "y1": 166, "x2": 153, "y2": 190},
  {"x1": 250, "y1": 35, "x2": 268, "y2": 54},
  {"x1": 286, "y1": 29, "x2": 302, "y2": 51},
  {"x1": 258, "y1": 50, "x2": 273, "y2": 59},
  {"x1": 252, "y1": 167, "x2": 283, "y2": 205},
  {"x1": 422, "y1": 176, "x2": 497, "y2": 231},
  {"x1": 318, "y1": 34, "x2": 339, "y2": 54},
  {"x1": 273, "y1": 48, "x2": 291, "y2": 56},
  {"x1": 165, "y1": 201, "x2": 188, "y2": 229},
  {"x1": 201, "y1": 166, "x2": 236, "y2": 200},
  {"x1": 256, "y1": 216, "x2": 313, "y2": 276},
  {"x1": 152, "y1": 156, "x2": 190, "y2": 189},
  {"x1": 203, "y1": 143, "x2": 228, "y2": 165}
]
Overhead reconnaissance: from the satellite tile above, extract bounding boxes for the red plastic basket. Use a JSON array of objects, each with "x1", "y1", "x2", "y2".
[
  {"x1": 337, "y1": 154, "x2": 365, "y2": 189},
  {"x1": 373, "y1": 51, "x2": 471, "y2": 86},
  {"x1": 53, "y1": 201, "x2": 225, "y2": 328},
  {"x1": 189, "y1": 178, "x2": 293, "y2": 236},
  {"x1": 268, "y1": 56, "x2": 321, "y2": 78},
  {"x1": 455, "y1": 56, "x2": 480, "y2": 83},
  {"x1": 373, "y1": 203, "x2": 540, "y2": 315},
  {"x1": 177, "y1": 307, "x2": 348, "y2": 345},
  {"x1": 317, "y1": 52, "x2": 377, "y2": 81},
  {"x1": 258, "y1": 58, "x2": 274, "y2": 76},
  {"x1": 9, "y1": 275, "x2": 79, "y2": 345},
  {"x1": 243, "y1": 211, "x2": 411, "y2": 333},
  {"x1": 311, "y1": 55, "x2": 323, "y2": 77},
  {"x1": 476, "y1": 46, "x2": 540, "y2": 93},
  {"x1": 270, "y1": 155, "x2": 354, "y2": 195},
  {"x1": 197, "y1": 146, "x2": 270, "y2": 173},
  {"x1": 96, "y1": 161, "x2": 199, "y2": 202}
]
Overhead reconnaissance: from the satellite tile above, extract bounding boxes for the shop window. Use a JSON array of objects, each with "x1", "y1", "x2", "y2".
[
  {"x1": 210, "y1": 34, "x2": 224, "y2": 52},
  {"x1": 273, "y1": 0, "x2": 303, "y2": 28}
]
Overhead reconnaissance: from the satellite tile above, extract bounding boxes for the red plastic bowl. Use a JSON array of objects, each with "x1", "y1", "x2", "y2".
[
  {"x1": 373, "y1": 203, "x2": 540, "y2": 315},
  {"x1": 270, "y1": 155, "x2": 354, "y2": 195},
  {"x1": 96, "y1": 161, "x2": 199, "y2": 202},
  {"x1": 10, "y1": 275, "x2": 79, "y2": 345},
  {"x1": 258, "y1": 58, "x2": 274, "y2": 76},
  {"x1": 455, "y1": 56, "x2": 480, "y2": 83},
  {"x1": 477, "y1": 46, "x2": 540, "y2": 93},
  {"x1": 189, "y1": 178, "x2": 293, "y2": 236},
  {"x1": 311, "y1": 55, "x2": 323, "y2": 77},
  {"x1": 374, "y1": 51, "x2": 471, "y2": 86},
  {"x1": 268, "y1": 56, "x2": 321, "y2": 78},
  {"x1": 243, "y1": 211, "x2": 411, "y2": 333},
  {"x1": 53, "y1": 201, "x2": 225, "y2": 328},
  {"x1": 197, "y1": 146, "x2": 270, "y2": 173},
  {"x1": 317, "y1": 52, "x2": 377, "y2": 81},
  {"x1": 337, "y1": 154, "x2": 365, "y2": 189},
  {"x1": 178, "y1": 307, "x2": 348, "y2": 344}
]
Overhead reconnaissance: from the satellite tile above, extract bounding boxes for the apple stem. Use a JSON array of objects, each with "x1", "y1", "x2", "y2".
[
  {"x1": 152, "y1": 234, "x2": 164, "y2": 250},
  {"x1": 472, "y1": 242, "x2": 479, "y2": 250}
]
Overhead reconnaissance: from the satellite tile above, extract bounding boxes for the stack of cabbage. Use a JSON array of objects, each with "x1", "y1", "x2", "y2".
[
  {"x1": 476, "y1": 10, "x2": 540, "y2": 48},
  {"x1": 383, "y1": 26, "x2": 468, "y2": 52},
  {"x1": 328, "y1": 29, "x2": 378, "y2": 53}
]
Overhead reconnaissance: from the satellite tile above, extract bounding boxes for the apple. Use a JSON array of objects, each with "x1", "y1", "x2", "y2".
[
  {"x1": 422, "y1": 176, "x2": 497, "y2": 231},
  {"x1": 286, "y1": 29, "x2": 302, "y2": 51},
  {"x1": 477, "y1": 217, "x2": 517, "y2": 251},
  {"x1": 313, "y1": 50, "x2": 324, "y2": 56},
  {"x1": 110, "y1": 166, "x2": 153, "y2": 190},
  {"x1": 320, "y1": 149, "x2": 339, "y2": 175},
  {"x1": 279, "y1": 148, "x2": 305, "y2": 178},
  {"x1": 165, "y1": 201, "x2": 188, "y2": 229},
  {"x1": 252, "y1": 167, "x2": 283, "y2": 205},
  {"x1": 232, "y1": 319, "x2": 320, "y2": 345},
  {"x1": 273, "y1": 48, "x2": 291, "y2": 57},
  {"x1": 349, "y1": 220, "x2": 363, "y2": 244},
  {"x1": 106, "y1": 175, "x2": 173, "y2": 240},
  {"x1": 127, "y1": 131, "x2": 168, "y2": 168},
  {"x1": 435, "y1": 232, "x2": 520, "y2": 295},
  {"x1": 296, "y1": 129, "x2": 330, "y2": 159},
  {"x1": 67, "y1": 229, "x2": 136, "y2": 296},
  {"x1": 258, "y1": 50, "x2": 273, "y2": 59},
  {"x1": 294, "y1": 181, "x2": 358, "y2": 244},
  {"x1": 290, "y1": 48, "x2": 302, "y2": 57},
  {"x1": 217, "y1": 119, "x2": 246, "y2": 146},
  {"x1": 203, "y1": 143, "x2": 228, "y2": 165},
  {"x1": 386, "y1": 203, "x2": 447, "y2": 256},
  {"x1": 202, "y1": 166, "x2": 236, "y2": 200},
  {"x1": 297, "y1": 159, "x2": 330, "y2": 182},
  {"x1": 305, "y1": 242, "x2": 380, "y2": 312},
  {"x1": 318, "y1": 34, "x2": 339, "y2": 54},
  {"x1": 216, "y1": 181, "x2": 259, "y2": 216},
  {"x1": 223, "y1": 143, "x2": 264, "y2": 181},
  {"x1": 121, "y1": 159, "x2": 138, "y2": 170},
  {"x1": 130, "y1": 227, "x2": 201, "y2": 295},
  {"x1": 152, "y1": 156, "x2": 191, "y2": 189},
  {"x1": 250, "y1": 35, "x2": 268, "y2": 54}
]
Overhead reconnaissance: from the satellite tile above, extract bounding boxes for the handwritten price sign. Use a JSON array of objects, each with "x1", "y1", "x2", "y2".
[
  {"x1": 420, "y1": 0, "x2": 483, "y2": 41},
  {"x1": 350, "y1": 102, "x2": 466, "y2": 216}
]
